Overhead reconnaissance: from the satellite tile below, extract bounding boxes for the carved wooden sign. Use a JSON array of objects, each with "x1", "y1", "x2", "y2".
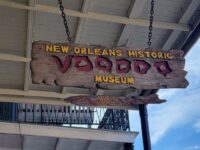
[
  {"x1": 65, "y1": 94, "x2": 166, "y2": 107},
  {"x1": 31, "y1": 41, "x2": 188, "y2": 90}
]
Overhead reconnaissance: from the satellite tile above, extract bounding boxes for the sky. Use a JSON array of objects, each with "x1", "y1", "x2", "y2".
[{"x1": 129, "y1": 38, "x2": 200, "y2": 150}]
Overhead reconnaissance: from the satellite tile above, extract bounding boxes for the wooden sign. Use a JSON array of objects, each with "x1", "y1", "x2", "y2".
[
  {"x1": 31, "y1": 41, "x2": 188, "y2": 90},
  {"x1": 65, "y1": 94, "x2": 166, "y2": 107}
]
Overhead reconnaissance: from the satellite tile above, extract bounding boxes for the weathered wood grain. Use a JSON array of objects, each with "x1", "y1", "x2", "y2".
[
  {"x1": 31, "y1": 41, "x2": 189, "y2": 90},
  {"x1": 65, "y1": 94, "x2": 166, "y2": 107}
]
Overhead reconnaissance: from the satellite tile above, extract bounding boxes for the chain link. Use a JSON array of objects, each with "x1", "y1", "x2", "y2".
[
  {"x1": 147, "y1": 0, "x2": 155, "y2": 48},
  {"x1": 58, "y1": 0, "x2": 72, "y2": 42}
]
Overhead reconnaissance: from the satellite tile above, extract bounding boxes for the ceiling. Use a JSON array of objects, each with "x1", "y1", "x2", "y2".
[
  {"x1": 0, "y1": 122, "x2": 138, "y2": 150},
  {"x1": 0, "y1": 0, "x2": 199, "y2": 106},
  {"x1": 0, "y1": 134, "x2": 124, "y2": 150}
]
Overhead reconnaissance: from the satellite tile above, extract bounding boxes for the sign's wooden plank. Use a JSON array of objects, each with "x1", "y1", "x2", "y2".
[
  {"x1": 31, "y1": 41, "x2": 188, "y2": 90},
  {"x1": 65, "y1": 94, "x2": 166, "y2": 107}
]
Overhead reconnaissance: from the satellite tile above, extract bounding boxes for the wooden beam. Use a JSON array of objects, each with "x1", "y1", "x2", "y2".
[
  {"x1": 0, "y1": 88, "x2": 88, "y2": 99},
  {"x1": 96, "y1": 89, "x2": 105, "y2": 96},
  {"x1": 0, "y1": 95, "x2": 137, "y2": 110},
  {"x1": 96, "y1": 88, "x2": 140, "y2": 97},
  {"x1": 117, "y1": 0, "x2": 147, "y2": 46},
  {"x1": 0, "y1": 95, "x2": 69, "y2": 106},
  {"x1": 0, "y1": 122, "x2": 138, "y2": 143},
  {"x1": 74, "y1": 0, "x2": 91, "y2": 43},
  {"x1": 62, "y1": 87, "x2": 92, "y2": 95},
  {"x1": 162, "y1": 0, "x2": 200, "y2": 50},
  {"x1": 0, "y1": 0, "x2": 189, "y2": 31},
  {"x1": 0, "y1": 53, "x2": 31, "y2": 62},
  {"x1": 24, "y1": 0, "x2": 35, "y2": 91}
]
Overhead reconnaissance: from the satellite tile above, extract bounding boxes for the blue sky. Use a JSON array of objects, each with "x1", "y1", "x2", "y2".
[{"x1": 130, "y1": 38, "x2": 200, "y2": 150}]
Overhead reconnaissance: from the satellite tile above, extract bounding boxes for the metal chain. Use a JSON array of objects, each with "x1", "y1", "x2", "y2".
[
  {"x1": 58, "y1": 0, "x2": 72, "y2": 42},
  {"x1": 147, "y1": 0, "x2": 155, "y2": 48}
]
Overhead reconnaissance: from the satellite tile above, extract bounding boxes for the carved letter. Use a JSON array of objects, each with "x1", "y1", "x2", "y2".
[
  {"x1": 74, "y1": 56, "x2": 93, "y2": 72},
  {"x1": 116, "y1": 59, "x2": 131, "y2": 73},
  {"x1": 133, "y1": 60, "x2": 151, "y2": 74},
  {"x1": 95, "y1": 56, "x2": 112, "y2": 72},
  {"x1": 154, "y1": 61, "x2": 172, "y2": 76},
  {"x1": 52, "y1": 55, "x2": 73, "y2": 73}
]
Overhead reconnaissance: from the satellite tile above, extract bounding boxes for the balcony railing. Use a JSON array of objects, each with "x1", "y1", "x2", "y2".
[{"x1": 0, "y1": 102, "x2": 130, "y2": 131}]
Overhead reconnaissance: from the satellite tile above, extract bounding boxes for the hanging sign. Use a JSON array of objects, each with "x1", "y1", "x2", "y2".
[
  {"x1": 65, "y1": 94, "x2": 166, "y2": 107},
  {"x1": 31, "y1": 41, "x2": 188, "y2": 90}
]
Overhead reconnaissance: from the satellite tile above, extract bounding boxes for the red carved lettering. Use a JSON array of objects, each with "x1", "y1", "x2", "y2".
[
  {"x1": 133, "y1": 60, "x2": 150, "y2": 74},
  {"x1": 52, "y1": 55, "x2": 73, "y2": 73},
  {"x1": 95, "y1": 56, "x2": 112, "y2": 72},
  {"x1": 116, "y1": 59, "x2": 131, "y2": 73},
  {"x1": 74, "y1": 56, "x2": 93, "y2": 72},
  {"x1": 154, "y1": 61, "x2": 172, "y2": 76},
  {"x1": 52, "y1": 55, "x2": 172, "y2": 77}
]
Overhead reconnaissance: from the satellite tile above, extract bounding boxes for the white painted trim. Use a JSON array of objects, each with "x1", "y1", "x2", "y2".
[
  {"x1": 0, "y1": 122, "x2": 138, "y2": 143},
  {"x1": 24, "y1": 0, "x2": 36, "y2": 91},
  {"x1": 0, "y1": 53, "x2": 31, "y2": 62},
  {"x1": 0, "y1": 148, "x2": 20, "y2": 150},
  {"x1": 0, "y1": 95, "x2": 69, "y2": 106},
  {"x1": 96, "y1": 89, "x2": 105, "y2": 95},
  {"x1": 74, "y1": 0, "x2": 92, "y2": 43},
  {"x1": 0, "y1": 0, "x2": 189, "y2": 31},
  {"x1": 0, "y1": 95, "x2": 137, "y2": 110},
  {"x1": 0, "y1": 88, "x2": 88, "y2": 99}
]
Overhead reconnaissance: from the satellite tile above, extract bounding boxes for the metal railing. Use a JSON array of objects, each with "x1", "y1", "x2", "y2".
[{"x1": 0, "y1": 102, "x2": 130, "y2": 131}]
